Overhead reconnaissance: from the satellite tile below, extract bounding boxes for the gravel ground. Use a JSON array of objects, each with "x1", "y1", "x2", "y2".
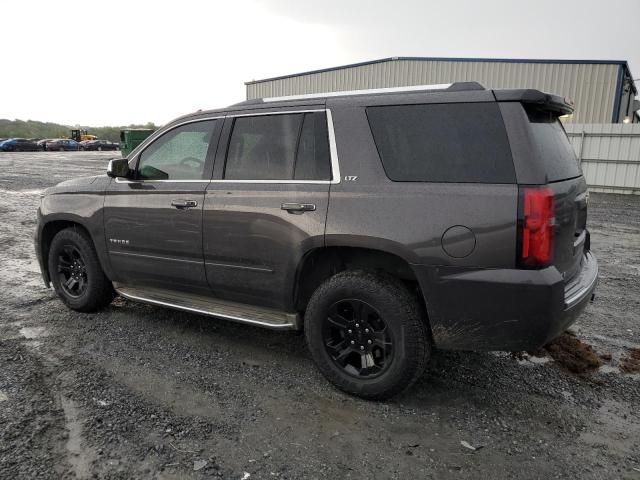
[{"x1": 0, "y1": 152, "x2": 639, "y2": 479}]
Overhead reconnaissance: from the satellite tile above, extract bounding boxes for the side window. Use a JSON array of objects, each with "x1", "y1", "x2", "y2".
[
  {"x1": 224, "y1": 112, "x2": 331, "y2": 181},
  {"x1": 294, "y1": 112, "x2": 331, "y2": 180},
  {"x1": 366, "y1": 103, "x2": 515, "y2": 183},
  {"x1": 136, "y1": 120, "x2": 217, "y2": 180}
]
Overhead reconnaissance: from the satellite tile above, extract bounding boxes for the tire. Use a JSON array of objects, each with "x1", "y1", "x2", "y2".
[
  {"x1": 304, "y1": 270, "x2": 430, "y2": 400},
  {"x1": 98, "y1": 146, "x2": 103, "y2": 151},
  {"x1": 48, "y1": 227, "x2": 114, "y2": 312}
]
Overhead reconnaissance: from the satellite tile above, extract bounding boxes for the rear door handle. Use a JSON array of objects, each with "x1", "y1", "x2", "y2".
[
  {"x1": 171, "y1": 199, "x2": 198, "y2": 209},
  {"x1": 281, "y1": 202, "x2": 316, "y2": 213}
]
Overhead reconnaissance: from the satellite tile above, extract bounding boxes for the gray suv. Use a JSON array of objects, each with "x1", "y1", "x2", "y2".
[{"x1": 35, "y1": 82, "x2": 598, "y2": 399}]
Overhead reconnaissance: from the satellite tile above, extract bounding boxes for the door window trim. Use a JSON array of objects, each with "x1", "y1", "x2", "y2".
[
  {"x1": 211, "y1": 109, "x2": 340, "y2": 185},
  {"x1": 115, "y1": 109, "x2": 341, "y2": 185},
  {"x1": 115, "y1": 116, "x2": 224, "y2": 184}
]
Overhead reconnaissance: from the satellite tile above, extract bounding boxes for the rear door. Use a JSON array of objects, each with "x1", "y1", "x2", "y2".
[
  {"x1": 104, "y1": 118, "x2": 221, "y2": 292},
  {"x1": 525, "y1": 108, "x2": 588, "y2": 281},
  {"x1": 203, "y1": 108, "x2": 337, "y2": 310}
]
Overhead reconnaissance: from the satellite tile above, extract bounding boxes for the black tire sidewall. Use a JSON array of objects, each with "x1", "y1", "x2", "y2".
[
  {"x1": 305, "y1": 272, "x2": 429, "y2": 399},
  {"x1": 48, "y1": 229, "x2": 109, "y2": 311}
]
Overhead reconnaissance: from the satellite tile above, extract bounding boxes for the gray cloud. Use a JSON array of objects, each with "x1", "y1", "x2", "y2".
[{"x1": 260, "y1": 0, "x2": 639, "y2": 81}]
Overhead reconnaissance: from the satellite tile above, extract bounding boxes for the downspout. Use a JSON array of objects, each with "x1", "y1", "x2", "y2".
[{"x1": 612, "y1": 65, "x2": 624, "y2": 123}]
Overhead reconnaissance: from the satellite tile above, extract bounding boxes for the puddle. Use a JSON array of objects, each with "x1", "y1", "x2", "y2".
[
  {"x1": 598, "y1": 365, "x2": 620, "y2": 374},
  {"x1": 19, "y1": 326, "x2": 48, "y2": 339},
  {"x1": 591, "y1": 334, "x2": 640, "y2": 350},
  {"x1": 527, "y1": 355, "x2": 551, "y2": 365},
  {"x1": 0, "y1": 188, "x2": 43, "y2": 196},
  {"x1": 61, "y1": 395, "x2": 96, "y2": 479},
  {"x1": 513, "y1": 352, "x2": 552, "y2": 366}
]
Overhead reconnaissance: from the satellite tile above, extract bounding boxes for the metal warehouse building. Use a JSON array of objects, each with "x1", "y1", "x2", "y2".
[{"x1": 246, "y1": 57, "x2": 639, "y2": 124}]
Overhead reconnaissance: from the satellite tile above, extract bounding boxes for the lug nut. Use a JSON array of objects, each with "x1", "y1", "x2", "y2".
[
  {"x1": 368, "y1": 340, "x2": 372, "y2": 344},
  {"x1": 347, "y1": 329, "x2": 352, "y2": 334},
  {"x1": 365, "y1": 328, "x2": 369, "y2": 333},
  {"x1": 350, "y1": 340, "x2": 355, "y2": 345},
  {"x1": 360, "y1": 346, "x2": 364, "y2": 350},
  {"x1": 355, "y1": 323, "x2": 360, "y2": 328}
]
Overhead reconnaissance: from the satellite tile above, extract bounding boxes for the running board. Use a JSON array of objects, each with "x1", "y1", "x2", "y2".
[{"x1": 114, "y1": 284, "x2": 300, "y2": 330}]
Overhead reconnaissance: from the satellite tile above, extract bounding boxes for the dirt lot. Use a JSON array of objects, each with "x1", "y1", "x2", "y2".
[{"x1": 1, "y1": 152, "x2": 639, "y2": 479}]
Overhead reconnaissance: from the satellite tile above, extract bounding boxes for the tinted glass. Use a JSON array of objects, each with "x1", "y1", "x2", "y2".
[
  {"x1": 137, "y1": 120, "x2": 216, "y2": 180},
  {"x1": 225, "y1": 114, "x2": 303, "y2": 180},
  {"x1": 224, "y1": 112, "x2": 332, "y2": 181},
  {"x1": 367, "y1": 103, "x2": 515, "y2": 183},
  {"x1": 526, "y1": 108, "x2": 581, "y2": 181},
  {"x1": 294, "y1": 112, "x2": 331, "y2": 180}
]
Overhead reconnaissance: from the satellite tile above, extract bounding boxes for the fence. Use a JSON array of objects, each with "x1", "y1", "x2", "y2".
[{"x1": 564, "y1": 123, "x2": 640, "y2": 195}]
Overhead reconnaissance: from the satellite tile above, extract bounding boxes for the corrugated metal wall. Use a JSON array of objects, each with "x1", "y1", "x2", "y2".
[
  {"x1": 247, "y1": 59, "x2": 620, "y2": 124},
  {"x1": 565, "y1": 123, "x2": 640, "y2": 194}
]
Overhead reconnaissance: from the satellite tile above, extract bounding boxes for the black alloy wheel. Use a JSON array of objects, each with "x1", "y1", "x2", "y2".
[
  {"x1": 48, "y1": 227, "x2": 114, "y2": 312},
  {"x1": 305, "y1": 271, "x2": 430, "y2": 400},
  {"x1": 322, "y1": 299, "x2": 393, "y2": 378},
  {"x1": 56, "y1": 245, "x2": 88, "y2": 297}
]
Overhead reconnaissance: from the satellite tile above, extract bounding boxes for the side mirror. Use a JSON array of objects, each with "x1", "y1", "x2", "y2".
[{"x1": 107, "y1": 158, "x2": 130, "y2": 178}]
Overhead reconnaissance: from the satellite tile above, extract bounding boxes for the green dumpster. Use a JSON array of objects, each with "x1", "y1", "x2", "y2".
[{"x1": 119, "y1": 128, "x2": 154, "y2": 157}]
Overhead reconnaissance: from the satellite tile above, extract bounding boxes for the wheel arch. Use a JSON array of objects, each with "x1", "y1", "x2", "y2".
[
  {"x1": 39, "y1": 219, "x2": 109, "y2": 286},
  {"x1": 293, "y1": 245, "x2": 432, "y2": 330}
]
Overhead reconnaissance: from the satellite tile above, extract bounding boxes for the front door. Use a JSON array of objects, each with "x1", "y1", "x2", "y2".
[
  {"x1": 203, "y1": 109, "x2": 337, "y2": 310},
  {"x1": 104, "y1": 118, "x2": 221, "y2": 292}
]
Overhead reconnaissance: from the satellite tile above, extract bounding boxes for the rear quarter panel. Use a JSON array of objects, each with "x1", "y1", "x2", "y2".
[{"x1": 325, "y1": 103, "x2": 518, "y2": 269}]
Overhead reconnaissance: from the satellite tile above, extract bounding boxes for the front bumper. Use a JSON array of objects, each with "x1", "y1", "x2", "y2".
[
  {"x1": 34, "y1": 208, "x2": 50, "y2": 287},
  {"x1": 413, "y1": 252, "x2": 598, "y2": 351}
]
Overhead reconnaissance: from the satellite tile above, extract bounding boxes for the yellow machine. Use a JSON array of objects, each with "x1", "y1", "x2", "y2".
[{"x1": 70, "y1": 129, "x2": 98, "y2": 142}]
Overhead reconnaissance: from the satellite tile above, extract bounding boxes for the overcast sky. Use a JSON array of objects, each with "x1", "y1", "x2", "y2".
[{"x1": 2, "y1": 0, "x2": 638, "y2": 126}]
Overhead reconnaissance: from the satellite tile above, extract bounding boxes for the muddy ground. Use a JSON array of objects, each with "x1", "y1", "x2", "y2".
[{"x1": 0, "y1": 152, "x2": 639, "y2": 479}]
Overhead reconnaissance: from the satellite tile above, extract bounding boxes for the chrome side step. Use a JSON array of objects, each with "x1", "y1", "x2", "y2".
[{"x1": 114, "y1": 284, "x2": 300, "y2": 330}]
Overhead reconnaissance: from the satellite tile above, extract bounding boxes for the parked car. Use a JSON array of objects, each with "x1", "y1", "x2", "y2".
[
  {"x1": 81, "y1": 139, "x2": 119, "y2": 151},
  {"x1": 37, "y1": 139, "x2": 55, "y2": 151},
  {"x1": 0, "y1": 138, "x2": 41, "y2": 152},
  {"x1": 45, "y1": 139, "x2": 80, "y2": 151},
  {"x1": 35, "y1": 82, "x2": 598, "y2": 399}
]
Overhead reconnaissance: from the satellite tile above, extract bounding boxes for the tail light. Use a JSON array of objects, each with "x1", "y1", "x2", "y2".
[{"x1": 519, "y1": 187, "x2": 554, "y2": 267}]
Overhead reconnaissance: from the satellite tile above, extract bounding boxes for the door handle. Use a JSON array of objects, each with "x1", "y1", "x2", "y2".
[
  {"x1": 171, "y1": 199, "x2": 198, "y2": 209},
  {"x1": 281, "y1": 203, "x2": 316, "y2": 213},
  {"x1": 280, "y1": 203, "x2": 316, "y2": 214}
]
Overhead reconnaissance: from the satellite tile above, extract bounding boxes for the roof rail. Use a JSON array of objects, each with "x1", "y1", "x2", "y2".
[{"x1": 261, "y1": 82, "x2": 484, "y2": 103}]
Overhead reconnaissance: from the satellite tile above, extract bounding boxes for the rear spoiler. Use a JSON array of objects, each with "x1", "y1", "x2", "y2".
[{"x1": 493, "y1": 89, "x2": 574, "y2": 116}]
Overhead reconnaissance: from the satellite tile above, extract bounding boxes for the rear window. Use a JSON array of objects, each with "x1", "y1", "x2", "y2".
[
  {"x1": 366, "y1": 102, "x2": 515, "y2": 183},
  {"x1": 525, "y1": 108, "x2": 581, "y2": 181}
]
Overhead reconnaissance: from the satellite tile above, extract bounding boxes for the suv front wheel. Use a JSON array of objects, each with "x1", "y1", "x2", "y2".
[
  {"x1": 304, "y1": 271, "x2": 430, "y2": 400},
  {"x1": 48, "y1": 227, "x2": 114, "y2": 312}
]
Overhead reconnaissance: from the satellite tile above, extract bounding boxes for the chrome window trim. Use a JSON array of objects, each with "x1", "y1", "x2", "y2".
[
  {"x1": 210, "y1": 108, "x2": 340, "y2": 185},
  {"x1": 114, "y1": 109, "x2": 341, "y2": 185},
  {"x1": 263, "y1": 84, "x2": 453, "y2": 102}
]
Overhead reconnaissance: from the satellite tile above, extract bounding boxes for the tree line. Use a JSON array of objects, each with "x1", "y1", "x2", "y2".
[{"x1": 0, "y1": 119, "x2": 157, "y2": 143}]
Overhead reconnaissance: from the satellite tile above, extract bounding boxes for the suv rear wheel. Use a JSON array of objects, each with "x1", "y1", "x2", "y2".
[
  {"x1": 48, "y1": 228, "x2": 114, "y2": 312},
  {"x1": 304, "y1": 271, "x2": 430, "y2": 400}
]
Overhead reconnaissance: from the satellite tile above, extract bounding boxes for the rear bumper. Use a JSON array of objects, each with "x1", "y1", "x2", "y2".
[{"x1": 413, "y1": 252, "x2": 598, "y2": 351}]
